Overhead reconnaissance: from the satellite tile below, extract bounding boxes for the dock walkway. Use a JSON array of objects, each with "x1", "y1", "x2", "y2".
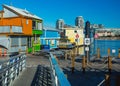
[{"x1": 11, "y1": 54, "x2": 52, "y2": 86}]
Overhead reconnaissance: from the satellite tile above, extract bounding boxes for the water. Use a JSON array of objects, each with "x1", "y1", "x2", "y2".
[{"x1": 93, "y1": 40, "x2": 120, "y2": 57}]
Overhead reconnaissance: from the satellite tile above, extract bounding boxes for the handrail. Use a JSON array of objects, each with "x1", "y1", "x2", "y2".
[
  {"x1": 0, "y1": 54, "x2": 26, "y2": 86},
  {"x1": 49, "y1": 53, "x2": 71, "y2": 86}
]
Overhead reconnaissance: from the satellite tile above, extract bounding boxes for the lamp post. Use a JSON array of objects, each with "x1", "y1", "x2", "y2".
[
  {"x1": 76, "y1": 33, "x2": 79, "y2": 55},
  {"x1": 84, "y1": 21, "x2": 90, "y2": 63}
]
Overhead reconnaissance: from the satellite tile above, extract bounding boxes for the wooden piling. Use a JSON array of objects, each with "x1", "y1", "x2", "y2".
[
  {"x1": 97, "y1": 48, "x2": 100, "y2": 58},
  {"x1": 118, "y1": 49, "x2": 120, "y2": 58},
  {"x1": 82, "y1": 56, "x2": 86, "y2": 73},
  {"x1": 108, "y1": 56, "x2": 112, "y2": 73},
  {"x1": 105, "y1": 74, "x2": 110, "y2": 86},
  {"x1": 71, "y1": 48, "x2": 75, "y2": 73},
  {"x1": 108, "y1": 48, "x2": 110, "y2": 56},
  {"x1": 119, "y1": 52, "x2": 120, "y2": 58}
]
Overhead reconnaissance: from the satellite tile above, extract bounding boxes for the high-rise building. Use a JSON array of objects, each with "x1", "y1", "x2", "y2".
[
  {"x1": 75, "y1": 16, "x2": 84, "y2": 28},
  {"x1": 56, "y1": 19, "x2": 64, "y2": 29}
]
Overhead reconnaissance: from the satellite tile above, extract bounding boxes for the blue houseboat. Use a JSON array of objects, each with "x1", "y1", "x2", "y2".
[{"x1": 40, "y1": 27, "x2": 60, "y2": 50}]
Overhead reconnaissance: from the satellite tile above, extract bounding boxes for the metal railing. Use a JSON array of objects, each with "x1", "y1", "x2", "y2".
[
  {"x1": 49, "y1": 53, "x2": 71, "y2": 86},
  {"x1": 0, "y1": 54, "x2": 26, "y2": 86}
]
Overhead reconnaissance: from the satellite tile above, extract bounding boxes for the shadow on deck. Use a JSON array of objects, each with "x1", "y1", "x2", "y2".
[{"x1": 31, "y1": 65, "x2": 52, "y2": 86}]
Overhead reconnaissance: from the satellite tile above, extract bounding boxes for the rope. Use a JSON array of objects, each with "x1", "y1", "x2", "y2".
[
  {"x1": 87, "y1": 63, "x2": 107, "y2": 69},
  {"x1": 97, "y1": 79, "x2": 105, "y2": 86}
]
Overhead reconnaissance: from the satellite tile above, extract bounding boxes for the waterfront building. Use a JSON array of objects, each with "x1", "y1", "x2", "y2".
[
  {"x1": 56, "y1": 19, "x2": 64, "y2": 29},
  {"x1": 75, "y1": 16, "x2": 84, "y2": 28},
  {"x1": 64, "y1": 27, "x2": 84, "y2": 54},
  {"x1": 90, "y1": 24, "x2": 104, "y2": 29},
  {"x1": 0, "y1": 4, "x2": 43, "y2": 55},
  {"x1": 40, "y1": 26, "x2": 60, "y2": 50},
  {"x1": 95, "y1": 28, "x2": 120, "y2": 37},
  {"x1": 56, "y1": 17, "x2": 85, "y2": 54}
]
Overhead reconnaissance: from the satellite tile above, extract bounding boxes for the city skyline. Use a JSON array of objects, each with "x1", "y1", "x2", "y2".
[{"x1": 0, "y1": 0, "x2": 120, "y2": 28}]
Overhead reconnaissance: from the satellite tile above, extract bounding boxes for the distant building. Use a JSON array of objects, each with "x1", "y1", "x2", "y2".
[
  {"x1": 95, "y1": 28, "x2": 120, "y2": 37},
  {"x1": 90, "y1": 24, "x2": 104, "y2": 29},
  {"x1": 75, "y1": 16, "x2": 84, "y2": 28},
  {"x1": 56, "y1": 19, "x2": 64, "y2": 29}
]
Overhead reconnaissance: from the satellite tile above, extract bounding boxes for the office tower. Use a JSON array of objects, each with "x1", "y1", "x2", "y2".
[
  {"x1": 56, "y1": 19, "x2": 64, "y2": 29},
  {"x1": 75, "y1": 16, "x2": 84, "y2": 28}
]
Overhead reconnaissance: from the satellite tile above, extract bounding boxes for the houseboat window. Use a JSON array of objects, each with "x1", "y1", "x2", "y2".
[
  {"x1": 38, "y1": 22, "x2": 42, "y2": 30},
  {"x1": 27, "y1": 37, "x2": 32, "y2": 47},
  {"x1": 21, "y1": 37, "x2": 27, "y2": 46},
  {"x1": 60, "y1": 22, "x2": 63, "y2": 28},
  {"x1": 45, "y1": 40, "x2": 48, "y2": 45},
  {"x1": 26, "y1": 20, "x2": 29, "y2": 24},
  {"x1": 11, "y1": 37, "x2": 19, "y2": 47},
  {"x1": 50, "y1": 40, "x2": 54, "y2": 46},
  {"x1": 32, "y1": 21, "x2": 36, "y2": 29}
]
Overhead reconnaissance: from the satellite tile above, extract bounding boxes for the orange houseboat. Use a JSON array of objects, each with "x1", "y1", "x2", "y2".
[{"x1": 0, "y1": 4, "x2": 43, "y2": 56}]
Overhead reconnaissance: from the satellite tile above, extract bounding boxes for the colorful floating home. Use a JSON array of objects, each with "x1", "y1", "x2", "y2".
[
  {"x1": 40, "y1": 27, "x2": 60, "y2": 50},
  {"x1": 63, "y1": 27, "x2": 84, "y2": 54},
  {"x1": 0, "y1": 4, "x2": 43, "y2": 56}
]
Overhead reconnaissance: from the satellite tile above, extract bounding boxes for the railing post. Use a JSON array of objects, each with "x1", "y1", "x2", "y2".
[
  {"x1": 0, "y1": 54, "x2": 26, "y2": 86},
  {"x1": 108, "y1": 56, "x2": 112, "y2": 73},
  {"x1": 16, "y1": 57, "x2": 19, "y2": 76},
  {"x1": 82, "y1": 56, "x2": 86, "y2": 73},
  {"x1": 65, "y1": 52, "x2": 67, "y2": 60},
  {"x1": 22, "y1": 55, "x2": 26, "y2": 70},
  {"x1": 49, "y1": 53, "x2": 71, "y2": 86},
  {"x1": 77, "y1": 45, "x2": 79, "y2": 56},
  {"x1": 55, "y1": 76, "x2": 58, "y2": 86},
  {"x1": 0, "y1": 64, "x2": 2, "y2": 85}
]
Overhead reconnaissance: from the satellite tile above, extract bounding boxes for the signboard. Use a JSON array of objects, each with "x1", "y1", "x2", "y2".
[
  {"x1": 85, "y1": 47, "x2": 89, "y2": 51},
  {"x1": 84, "y1": 38, "x2": 90, "y2": 45},
  {"x1": 112, "y1": 49, "x2": 116, "y2": 53},
  {"x1": 76, "y1": 34, "x2": 79, "y2": 39},
  {"x1": 94, "y1": 34, "x2": 99, "y2": 38}
]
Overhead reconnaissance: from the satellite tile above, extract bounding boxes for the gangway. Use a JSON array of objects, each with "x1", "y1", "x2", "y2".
[{"x1": 0, "y1": 53, "x2": 71, "y2": 86}]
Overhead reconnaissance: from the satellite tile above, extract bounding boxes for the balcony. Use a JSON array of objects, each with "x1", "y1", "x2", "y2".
[{"x1": 32, "y1": 29, "x2": 43, "y2": 35}]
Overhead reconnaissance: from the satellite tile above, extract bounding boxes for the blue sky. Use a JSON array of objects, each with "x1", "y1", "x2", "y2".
[{"x1": 0, "y1": 0, "x2": 120, "y2": 28}]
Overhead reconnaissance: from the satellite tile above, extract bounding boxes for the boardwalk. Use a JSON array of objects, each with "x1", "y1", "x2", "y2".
[
  {"x1": 12, "y1": 54, "x2": 52, "y2": 86},
  {"x1": 1, "y1": 52, "x2": 120, "y2": 86}
]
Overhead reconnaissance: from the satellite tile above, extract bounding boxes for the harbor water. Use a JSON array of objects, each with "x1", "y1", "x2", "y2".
[{"x1": 93, "y1": 40, "x2": 120, "y2": 57}]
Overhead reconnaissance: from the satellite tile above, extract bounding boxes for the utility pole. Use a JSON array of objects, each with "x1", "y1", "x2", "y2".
[{"x1": 84, "y1": 21, "x2": 90, "y2": 63}]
